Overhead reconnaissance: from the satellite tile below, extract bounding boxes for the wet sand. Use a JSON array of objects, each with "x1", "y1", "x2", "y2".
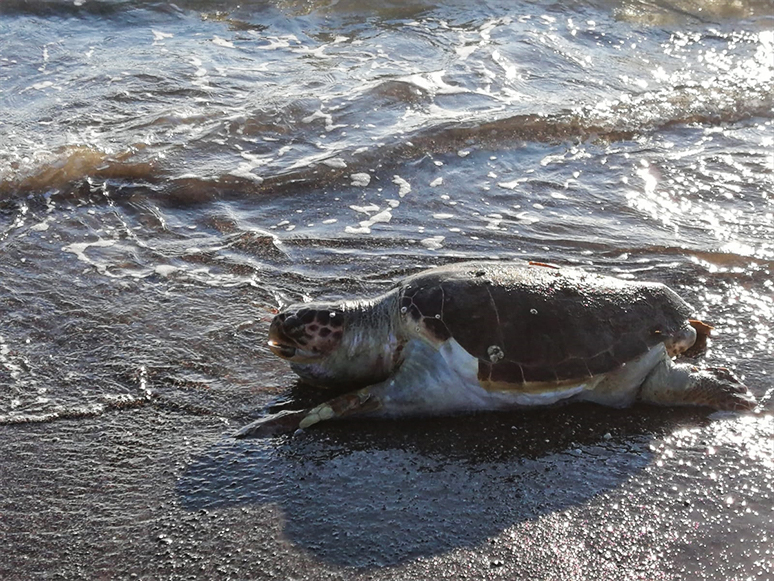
[{"x1": 3, "y1": 403, "x2": 772, "y2": 580}]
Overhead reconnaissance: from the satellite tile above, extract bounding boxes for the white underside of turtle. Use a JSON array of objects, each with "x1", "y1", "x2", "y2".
[
  {"x1": 236, "y1": 261, "x2": 757, "y2": 438},
  {"x1": 365, "y1": 337, "x2": 593, "y2": 415}
]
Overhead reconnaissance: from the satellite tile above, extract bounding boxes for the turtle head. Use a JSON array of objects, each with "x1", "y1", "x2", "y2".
[
  {"x1": 268, "y1": 305, "x2": 346, "y2": 363},
  {"x1": 267, "y1": 297, "x2": 400, "y2": 388}
]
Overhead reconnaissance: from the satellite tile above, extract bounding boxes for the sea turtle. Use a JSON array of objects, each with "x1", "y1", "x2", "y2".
[{"x1": 236, "y1": 261, "x2": 756, "y2": 438}]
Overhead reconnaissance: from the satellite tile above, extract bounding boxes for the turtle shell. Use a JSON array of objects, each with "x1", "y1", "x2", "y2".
[{"x1": 397, "y1": 261, "x2": 694, "y2": 385}]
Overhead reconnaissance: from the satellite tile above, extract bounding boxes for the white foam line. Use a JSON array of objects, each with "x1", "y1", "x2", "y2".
[{"x1": 0, "y1": 335, "x2": 23, "y2": 381}]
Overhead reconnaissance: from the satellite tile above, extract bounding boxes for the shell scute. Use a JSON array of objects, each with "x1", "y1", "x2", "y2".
[{"x1": 423, "y1": 316, "x2": 452, "y2": 342}]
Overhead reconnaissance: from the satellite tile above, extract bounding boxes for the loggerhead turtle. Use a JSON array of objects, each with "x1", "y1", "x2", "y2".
[{"x1": 236, "y1": 261, "x2": 756, "y2": 437}]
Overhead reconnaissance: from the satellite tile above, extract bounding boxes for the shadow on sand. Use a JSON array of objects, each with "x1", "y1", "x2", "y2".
[{"x1": 176, "y1": 404, "x2": 707, "y2": 568}]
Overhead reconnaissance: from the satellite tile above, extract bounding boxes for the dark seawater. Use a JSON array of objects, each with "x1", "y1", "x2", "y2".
[{"x1": 1, "y1": 0, "x2": 773, "y2": 579}]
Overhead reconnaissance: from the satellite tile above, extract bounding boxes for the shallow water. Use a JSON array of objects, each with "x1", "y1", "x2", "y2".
[{"x1": 1, "y1": 0, "x2": 773, "y2": 578}]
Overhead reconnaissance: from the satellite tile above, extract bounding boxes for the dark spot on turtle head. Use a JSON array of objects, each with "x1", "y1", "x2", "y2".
[
  {"x1": 332, "y1": 330, "x2": 343, "y2": 341},
  {"x1": 290, "y1": 329, "x2": 308, "y2": 341},
  {"x1": 316, "y1": 311, "x2": 331, "y2": 325},
  {"x1": 308, "y1": 324, "x2": 319, "y2": 332},
  {"x1": 408, "y1": 304, "x2": 421, "y2": 321},
  {"x1": 319, "y1": 327, "x2": 331, "y2": 338},
  {"x1": 298, "y1": 309, "x2": 317, "y2": 324},
  {"x1": 282, "y1": 315, "x2": 303, "y2": 335}
]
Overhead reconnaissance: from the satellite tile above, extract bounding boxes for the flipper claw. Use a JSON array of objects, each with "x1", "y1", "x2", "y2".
[{"x1": 298, "y1": 406, "x2": 331, "y2": 429}]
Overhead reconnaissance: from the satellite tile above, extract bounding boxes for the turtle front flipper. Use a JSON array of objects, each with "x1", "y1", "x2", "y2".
[
  {"x1": 234, "y1": 409, "x2": 310, "y2": 438},
  {"x1": 639, "y1": 353, "x2": 758, "y2": 411},
  {"x1": 298, "y1": 389, "x2": 381, "y2": 429},
  {"x1": 234, "y1": 389, "x2": 382, "y2": 438}
]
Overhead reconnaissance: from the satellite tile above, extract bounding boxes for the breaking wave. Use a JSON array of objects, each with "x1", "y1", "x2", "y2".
[{"x1": 2, "y1": 72, "x2": 771, "y2": 203}]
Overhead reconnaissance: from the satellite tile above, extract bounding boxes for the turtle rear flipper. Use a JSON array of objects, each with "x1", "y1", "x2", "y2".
[
  {"x1": 639, "y1": 355, "x2": 757, "y2": 411},
  {"x1": 682, "y1": 366, "x2": 758, "y2": 411}
]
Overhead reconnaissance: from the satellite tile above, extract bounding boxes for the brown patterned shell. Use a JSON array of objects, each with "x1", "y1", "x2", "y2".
[{"x1": 398, "y1": 261, "x2": 695, "y2": 384}]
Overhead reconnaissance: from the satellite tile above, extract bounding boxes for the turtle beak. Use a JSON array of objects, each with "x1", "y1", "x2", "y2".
[
  {"x1": 267, "y1": 315, "x2": 298, "y2": 359},
  {"x1": 269, "y1": 310, "x2": 326, "y2": 361},
  {"x1": 268, "y1": 339, "x2": 297, "y2": 359}
]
